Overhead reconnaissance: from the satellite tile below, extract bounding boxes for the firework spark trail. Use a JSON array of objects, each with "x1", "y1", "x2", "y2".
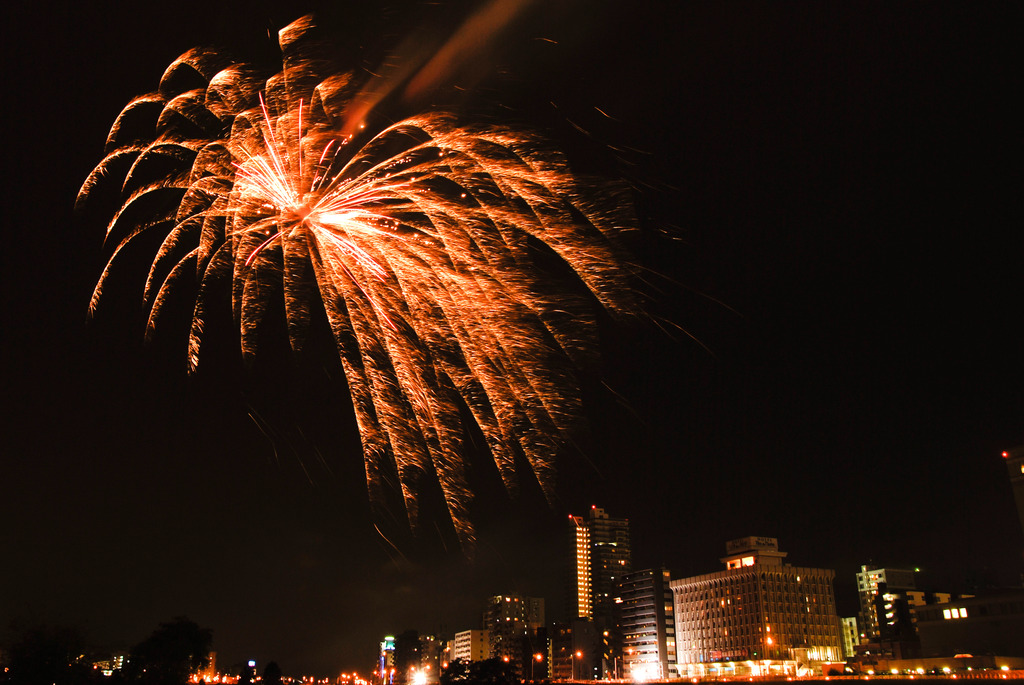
[{"x1": 78, "y1": 15, "x2": 638, "y2": 549}]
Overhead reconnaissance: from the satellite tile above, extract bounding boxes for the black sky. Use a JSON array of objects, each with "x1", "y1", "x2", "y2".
[{"x1": 2, "y1": 0, "x2": 1021, "y2": 677}]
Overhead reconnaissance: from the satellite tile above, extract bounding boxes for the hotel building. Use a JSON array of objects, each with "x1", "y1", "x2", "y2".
[{"x1": 670, "y1": 536, "x2": 843, "y2": 678}]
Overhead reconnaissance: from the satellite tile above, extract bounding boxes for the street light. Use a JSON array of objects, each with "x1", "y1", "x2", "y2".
[
  {"x1": 574, "y1": 650, "x2": 583, "y2": 681},
  {"x1": 532, "y1": 653, "x2": 544, "y2": 681}
]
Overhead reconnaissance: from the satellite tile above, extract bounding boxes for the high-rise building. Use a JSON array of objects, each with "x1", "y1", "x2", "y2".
[
  {"x1": 589, "y1": 507, "x2": 632, "y2": 620},
  {"x1": 670, "y1": 536, "x2": 843, "y2": 678},
  {"x1": 615, "y1": 567, "x2": 677, "y2": 680},
  {"x1": 568, "y1": 506, "x2": 632, "y2": 621},
  {"x1": 567, "y1": 506, "x2": 631, "y2": 677},
  {"x1": 570, "y1": 515, "x2": 593, "y2": 620},
  {"x1": 1004, "y1": 446, "x2": 1024, "y2": 538},
  {"x1": 856, "y1": 565, "x2": 917, "y2": 640}
]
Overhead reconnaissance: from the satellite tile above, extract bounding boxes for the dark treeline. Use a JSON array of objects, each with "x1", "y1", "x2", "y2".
[{"x1": 1, "y1": 617, "x2": 212, "y2": 685}]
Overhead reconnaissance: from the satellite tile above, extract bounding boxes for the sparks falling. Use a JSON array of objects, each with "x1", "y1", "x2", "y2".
[{"x1": 78, "y1": 16, "x2": 638, "y2": 548}]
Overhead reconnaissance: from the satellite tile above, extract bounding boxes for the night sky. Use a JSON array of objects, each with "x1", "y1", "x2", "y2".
[{"x1": 3, "y1": 0, "x2": 1021, "y2": 677}]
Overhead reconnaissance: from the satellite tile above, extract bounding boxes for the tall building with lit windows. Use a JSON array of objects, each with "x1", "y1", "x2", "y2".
[
  {"x1": 568, "y1": 507, "x2": 631, "y2": 621},
  {"x1": 855, "y1": 565, "x2": 917, "y2": 640},
  {"x1": 670, "y1": 536, "x2": 843, "y2": 678},
  {"x1": 570, "y1": 515, "x2": 593, "y2": 619},
  {"x1": 616, "y1": 567, "x2": 677, "y2": 680},
  {"x1": 567, "y1": 506, "x2": 631, "y2": 677}
]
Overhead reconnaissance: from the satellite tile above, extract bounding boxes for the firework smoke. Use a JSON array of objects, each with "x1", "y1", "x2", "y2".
[{"x1": 78, "y1": 15, "x2": 637, "y2": 548}]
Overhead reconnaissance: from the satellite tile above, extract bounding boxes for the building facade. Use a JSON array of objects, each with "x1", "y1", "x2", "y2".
[
  {"x1": 616, "y1": 567, "x2": 677, "y2": 680},
  {"x1": 378, "y1": 636, "x2": 396, "y2": 684},
  {"x1": 840, "y1": 617, "x2": 859, "y2": 658},
  {"x1": 451, "y1": 630, "x2": 490, "y2": 663},
  {"x1": 914, "y1": 591, "x2": 1024, "y2": 658},
  {"x1": 856, "y1": 565, "x2": 918, "y2": 640},
  {"x1": 569, "y1": 515, "x2": 593, "y2": 620},
  {"x1": 589, "y1": 506, "x2": 632, "y2": 622},
  {"x1": 482, "y1": 594, "x2": 544, "y2": 677},
  {"x1": 670, "y1": 536, "x2": 843, "y2": 678},
  {"x1": 549, "y1": 620, "x2": 599, "y2": 681}
]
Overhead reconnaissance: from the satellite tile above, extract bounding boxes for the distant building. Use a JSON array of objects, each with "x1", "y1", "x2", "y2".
[
  {"x1": 549, "y1": 620, "x2": 599, "y2": 680},
  {"x1": 588, "y1": 507, "x2": 632, "y2": 622},
  {"x1": 851, "y1": 587, "x2": 962, "y2": 667},
  {"x1": 524, "y1": 626, "x2": 548, "y2": 681},
  {"x1": 856, "y1": 565, "x2": 917, "y2": 640},
  {"x1": 378, "y1": 636, "x2": 396, "y2": 684},
  {"x1": 670, "y1": 536, "x2": 843, "y2": 678},
  {"x1": 482, "y1": 594, "x2": 544, "y2": 677},
  {"x1": 451, "y1": 630, "x2": 490, "y2": 662},
  {"x1": 418, "y1": 634, "x2": 441, "y2": 683},
  {"x1": 616, "y1": 567, "x2": 677, "y2": 680},
  {"x1": 1004, "y1": 446, "x2": 1024, "y2": 539},
  {"x1": 93, "y1": 653, "x2": 129, "y2": 677},
  {"x1": 914, "y1": 591, "x2": 1024, "y2": 658},
  {"x1": 393, "y1": 631, "x2": 421, "y2": 685},
  {"x1": 840, "y1": 617, "x2": 859, "y2": 658}
]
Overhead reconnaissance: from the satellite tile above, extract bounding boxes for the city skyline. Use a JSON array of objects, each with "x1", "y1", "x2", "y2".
[{"x1": 3, "y1": 0, "x2": 1021, "y2": 677}]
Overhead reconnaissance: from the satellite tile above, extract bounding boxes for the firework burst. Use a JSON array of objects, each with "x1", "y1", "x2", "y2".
[{"x1": 78, "y1": 16, "x2": 638, "y2": 548}]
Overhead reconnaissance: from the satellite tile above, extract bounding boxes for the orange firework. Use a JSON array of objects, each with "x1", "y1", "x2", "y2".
[{"x1": 78, "y1": 16, "x2": 637, "y2": 548}]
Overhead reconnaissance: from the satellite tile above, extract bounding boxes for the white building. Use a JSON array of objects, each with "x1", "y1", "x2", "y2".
[{"x1": 451, "y1": 629, "x2": 490, "y2": 663}]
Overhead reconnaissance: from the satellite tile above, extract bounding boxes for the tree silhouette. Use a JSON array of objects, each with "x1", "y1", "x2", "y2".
[
  {"x1": 440, "y1": 658, "x2": 515, "y2": 685},
  {"x1": 2, "y1": 624, "x2": 90, "y2": 685},
  {"x1": 439, "y1": 658, "x2": 470, "y2": 684},
  {"x1": 262, "y1": 661, "x2": 283, "y2": 685},
  {"x1": 123, "y1": 617, "x2": 211, "y2": 685}
]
